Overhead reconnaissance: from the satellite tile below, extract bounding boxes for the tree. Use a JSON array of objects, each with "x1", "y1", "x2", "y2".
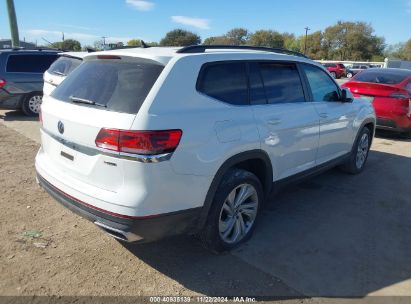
[
  {"x1": 160, "y1": 29, "x2": 201, "y2": 46},
  {"x1": 51, "y1": 39, "x2": 81, "y2": 51},
  {"x1": 248, "y1": 30, "x2": 284, "y2": 48},
  {"x1": 127, "y1": 39, "x2": 142, "y2": 47},
  {"x1": 225, "y1": 28, "x2": 250, "y2": 45},
  {"x1": 323, "y1": 21, "x2": 385, "y2": 60},
  {"x1": 203, "y1": 36, "x2": 234, "y2": 45},
  {"x1": 302, "y1": 31, "x2": 326, "y2": 59}
]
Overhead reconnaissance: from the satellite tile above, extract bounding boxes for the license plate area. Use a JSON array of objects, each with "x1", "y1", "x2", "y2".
[{"x1": 61, "y1": 151, "x2": 74, "y2": 161}]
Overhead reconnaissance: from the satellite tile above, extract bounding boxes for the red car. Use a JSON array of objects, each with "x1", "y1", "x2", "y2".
[
  {"x1": 342, "y1": 68, "x2": 411, "y2": 135},
  {"x1": 323, "y1": 63, "x2": 346, "y2": 79}
]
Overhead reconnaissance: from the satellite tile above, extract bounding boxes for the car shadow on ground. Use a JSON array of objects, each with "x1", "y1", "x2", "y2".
[
  {"x1": 0, "y1": 110, "x2": 37, "y2": 122},
  {"x1": 375, "y1": 129, "x2": 411, "y2": 142},
  {"x1": 123, "y1": 149, "x2": 411, "y2": 299}
]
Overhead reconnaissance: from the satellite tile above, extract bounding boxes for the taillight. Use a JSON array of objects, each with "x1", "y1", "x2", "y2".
[
  {"x1": 95, "y1": 129, "x2": 182, "y2": 155},
  {"x1": 0, "y1": 79, "x2": 6, "y2": 88}
]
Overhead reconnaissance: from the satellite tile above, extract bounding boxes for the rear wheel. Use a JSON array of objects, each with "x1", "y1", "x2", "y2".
[
  {"x1": 347, "y1": 72, "x2": 353, "y2": 78},
  {"x1": 340, "y1": 127, "x2": 371, "y2": 174},
  {"x1": 200, "y1": 169, "x2": 263, "y2": 253},
  {"x1": 330, "y1": 71, "x2": 337, "y2": 79},
  {"x1": 22, "y1": 93, "x2": 42, "y2": 116}
]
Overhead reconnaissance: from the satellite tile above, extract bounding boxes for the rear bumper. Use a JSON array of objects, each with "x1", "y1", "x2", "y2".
[
  {"x1": 37, "y1": 172, "x2": 202, "y2": 243},
  {"x1": 376, "y1": 116, "x2": 411, "y2": 133},
  {"x1": 0, "y1": 89, "x2": 23, "y2": 109}
]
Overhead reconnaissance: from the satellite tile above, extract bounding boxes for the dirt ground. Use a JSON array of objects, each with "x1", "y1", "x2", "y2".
[
  {"x1": 1, "y1": 109, "x2": 411, "y2": 302},
  {"x1": 0, "y1": 122, "x2": 305, "y2": 299}
]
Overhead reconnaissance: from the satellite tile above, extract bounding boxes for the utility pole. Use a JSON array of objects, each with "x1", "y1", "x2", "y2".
[
  {"x1": 304, "y1": 27, "x2": 310, "y2": 55},
  {"x1": 62, "y1": 32, "x2": 65, "y2": 41},
  {"x1": 6, "y1": 0, "x2": 20, "y2": 48}
]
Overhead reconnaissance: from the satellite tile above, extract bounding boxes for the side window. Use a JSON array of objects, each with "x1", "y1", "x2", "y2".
[
  {"x1": 258, "y1": 62, "x2": 305, "y2": 104},
  {"x1": 6, "y1": 54, "x2": 57, "y2": 73},
  {"x1": 249, "y1": 62, "x2": 267, "y2": 105},
  {"x1": 197, "y1": 62, "x2": 248, "y2": 105},
  {"x1": 302, "y1": 64, "x2": 341, "y2": 102}
]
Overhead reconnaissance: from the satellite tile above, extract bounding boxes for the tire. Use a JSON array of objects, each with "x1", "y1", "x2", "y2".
[
  {"x1": 347, "y1": 72, "x2": 353, "y2": 78},
  {"x1": 340, "y1": 127, "x2": 371, "y2": 174},
  {"x1": 22, "y1": 93, "x2": 43, "y2": 116},
  {"x1": 330, "y1": 72, "x2": 337, "y2": 79},
  {"x1": 200, "y1": 168, "x2": 264, "y2": 253}
]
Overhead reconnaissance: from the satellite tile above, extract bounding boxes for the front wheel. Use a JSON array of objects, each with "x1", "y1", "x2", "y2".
[
  {"x1": 330, "y1": 71, "x2": 337, "y2": 79},
  {"x1": 347, "y1": 72, "x2": 353, "y2": 78},
  {"x1": 22, "y1": 93, "x2": 42, "y2": 116},
  {"x1": 200, "y1": 169, "x2": 263, "y2": 253},
  {"x1": 340, "y1": 127, "x2": 371, "y2": 174}
]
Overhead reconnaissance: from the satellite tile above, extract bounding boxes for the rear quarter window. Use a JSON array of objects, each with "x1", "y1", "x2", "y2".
[
  {"x1": 51, "y1": 59, "x2": 164, "y2": 114},
  {"x1": 197, "y1": 62, "x2": 248, "y2": 106},
  {"x1": 6, "y1": 54, "x2": 58, "y2": 73}
]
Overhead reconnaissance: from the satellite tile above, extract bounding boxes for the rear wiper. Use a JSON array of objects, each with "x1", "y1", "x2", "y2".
[
  {"x1": 69, "y1": 96, "x2": 107, "y2": 108},
  {"x1": 53, "y1": 71, "x2": 66, "y2": 76}
]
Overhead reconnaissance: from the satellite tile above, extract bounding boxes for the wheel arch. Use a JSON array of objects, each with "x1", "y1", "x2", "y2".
[
  {"x1": 352, "y1": 118, "x2": 375, "y2": 152},
  {"x1": 196, "y1": 150, "x2": 273, "y2": 231}
]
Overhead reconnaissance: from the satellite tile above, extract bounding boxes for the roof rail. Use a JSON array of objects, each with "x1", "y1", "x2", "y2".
[
  {"x1": 9, "y1": 47, "x2": 62, "y2": 52},
  {"x1": 176, "y1": 45, "x2": 308, "y2": 58}
]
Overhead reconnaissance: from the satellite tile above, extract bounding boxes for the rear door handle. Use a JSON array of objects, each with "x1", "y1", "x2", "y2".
[
  {"x1": 319, "y1": 113, "x2": 329, "y2": 119},
  {"x1": 267, "y1": 118, "x2": 281, "y2": 125}
]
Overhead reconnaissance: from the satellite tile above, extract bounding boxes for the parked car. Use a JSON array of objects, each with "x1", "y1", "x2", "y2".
[
  {"x1": 346, "y1": 65, "x2": 369, "y2": 78},
  {"x1": 342, "y1": 68, "x2": 411, "y2": 135},
  {"x1": 0, "y1": 49, "x2": 59, "y2": 116},
  {"x1": 323, "y1": 63, "x2": 346, "y2": 79},
  {"x1": 43, "y1": 52, "x2": 88, "y2": 98},
  {"x1": 36, "y1": 46, "x2": 376, "y2": 252}
]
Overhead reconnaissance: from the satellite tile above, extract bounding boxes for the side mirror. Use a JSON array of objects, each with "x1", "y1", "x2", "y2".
[{"x1": 341, "y1": 88, "x2": 354, "y2": 103}]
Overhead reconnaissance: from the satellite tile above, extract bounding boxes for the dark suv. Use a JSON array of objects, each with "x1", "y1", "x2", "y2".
[{"x1": 0, "y1": 49, "x2": 59, "y2": 116}]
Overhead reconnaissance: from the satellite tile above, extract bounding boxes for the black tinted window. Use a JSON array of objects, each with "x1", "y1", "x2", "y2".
[
  {"x1": 302, "y1": 64, "x2": 340, "y2": 102},
  {"x1": 6, "y1": 54, "x2": 57, "y2": 73},
  {"x1": 48, "y1": 56, "x2": 82, "y2": 76},
  {"x1": 52, "y1": 59, "x2": 164, "y2": 114},
  {"x1": 354, "y1": 70, "x2": 410, "y2": 84},
  {"x1": 259, "y1": 62, "x2": 305, "y2": 104},
  {"x1": 249, "y1": 62, "x2": 267, "y2": 105},
  {"x1": 197, "y1": 62, "x2": 248, "y2": 105}
]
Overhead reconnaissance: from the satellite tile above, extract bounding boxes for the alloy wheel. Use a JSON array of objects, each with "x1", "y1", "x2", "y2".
[
  {"x1": 356, "y1": 133, "x2": 369, "y2": 169},
  {"x1": 218, "y1": 183, "x2": 259, "y2": 244}
]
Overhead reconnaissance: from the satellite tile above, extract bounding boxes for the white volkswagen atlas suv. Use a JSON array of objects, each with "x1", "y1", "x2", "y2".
[{"x1": 35, "y1": 45, "x2": 376, "y2": 252}]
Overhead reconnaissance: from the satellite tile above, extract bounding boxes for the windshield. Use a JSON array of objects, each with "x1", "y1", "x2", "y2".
[{"x1": 51, "y1": 59, "x2": 164, "y2": 114}]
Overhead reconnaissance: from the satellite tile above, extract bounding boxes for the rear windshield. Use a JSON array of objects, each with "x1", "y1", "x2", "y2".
[
  {"x1": 48, "y1": 56, "x2": 82, "y2": 76},
  {"x1": 354, "y1": 69, "x2": 411, "y2": 85},
  {"x1": 51, "y1": 59, "x2": 164, "y2": 114}
]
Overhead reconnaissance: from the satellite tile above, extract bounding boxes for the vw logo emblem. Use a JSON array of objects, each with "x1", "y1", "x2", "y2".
[{"x1": 57, "y1": 121, "x2": 64, "y2": 134}]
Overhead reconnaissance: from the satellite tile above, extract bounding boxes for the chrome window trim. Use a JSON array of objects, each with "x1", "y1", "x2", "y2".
[{"x1": 40, "y1": 127, "x2": 172, "y2": 163}]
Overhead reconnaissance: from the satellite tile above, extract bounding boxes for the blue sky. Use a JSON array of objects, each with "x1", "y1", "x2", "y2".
[{"x1": 0, "y1": 0, "x2": 410, "y2": 46}]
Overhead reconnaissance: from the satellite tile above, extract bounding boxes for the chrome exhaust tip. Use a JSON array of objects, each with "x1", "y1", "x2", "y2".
[{"x1": 94, "y1": 221, "x2": 142, "y2": 242}]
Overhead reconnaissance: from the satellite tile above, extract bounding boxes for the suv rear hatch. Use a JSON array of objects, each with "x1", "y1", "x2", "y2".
[{"x1": 40, "y1": 55, "x2": 165, "y2": 192}]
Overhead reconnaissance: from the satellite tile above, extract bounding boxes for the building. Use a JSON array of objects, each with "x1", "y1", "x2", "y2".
[{"x1": 0, "y1": 39, "x2": 36, "y2": 49}]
